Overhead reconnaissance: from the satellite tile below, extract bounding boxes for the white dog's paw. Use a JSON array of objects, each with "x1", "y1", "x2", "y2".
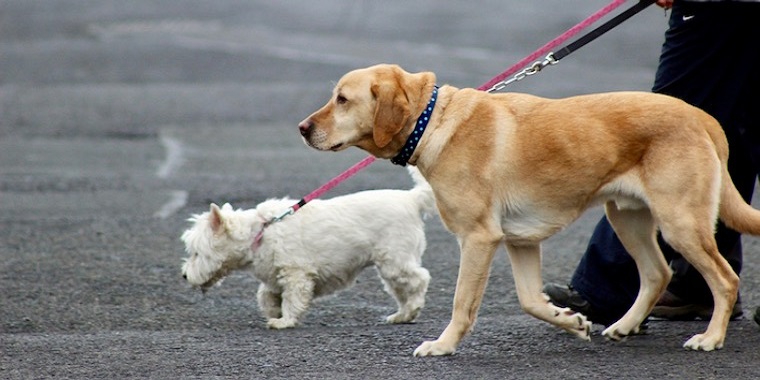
[
  {"x1": 683, "y1": 333, "x2": 723, "y2": 351},
  {"x1": 386, "y1": 313, "x2": 412, "y2": 324},
  {"x1": 413, "y1": 340, "x2": 455, "y2": 357},
  {"x1": 267, "y1": 317, "x2": 297, "y2": 330},
  {"x1": 385, "y1": 308, "x2": 420, "y2": 324}
]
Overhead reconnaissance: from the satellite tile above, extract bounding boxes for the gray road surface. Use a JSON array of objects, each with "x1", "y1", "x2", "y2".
[{"x1": 2, "y1": 0, "x2": 759, "y2": 378}]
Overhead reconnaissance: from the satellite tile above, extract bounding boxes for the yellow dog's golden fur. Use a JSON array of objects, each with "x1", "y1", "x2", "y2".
[{"x1": 299, "y1": 64, "x2": 760, "y2": 354}]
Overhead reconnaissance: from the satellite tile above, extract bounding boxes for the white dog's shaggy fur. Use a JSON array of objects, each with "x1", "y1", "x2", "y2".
[{"x1": 181, "y1": 168, "x2": 435, "y2": 329}]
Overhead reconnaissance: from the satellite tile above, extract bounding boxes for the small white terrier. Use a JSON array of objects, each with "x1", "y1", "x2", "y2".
[{"x1": 181, "y1": 168, "x2": 434, "y2": 329}]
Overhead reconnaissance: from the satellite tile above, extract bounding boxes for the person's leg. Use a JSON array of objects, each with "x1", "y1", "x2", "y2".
[
  {"x1": 651, "y1": 2, "x2": 760, "y2": 308},
  {"x1": 547, "y1": 2, "x2": 710, "y2": 324},
  {"x1": 546, "y1": 2, "x2": 760, "y2": 323},
  {"x1": 566, "y1": 218, "x2": 641, "y2": 325}
]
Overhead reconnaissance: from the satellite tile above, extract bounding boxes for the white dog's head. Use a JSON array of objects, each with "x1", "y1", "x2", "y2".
[{"x1": 181, "y1": 203, "x2": 261, "y2": 292}]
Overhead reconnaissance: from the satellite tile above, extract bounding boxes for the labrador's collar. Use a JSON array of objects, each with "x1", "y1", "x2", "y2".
[{"x1": 391, "y1": 86, "x2": 438, "y2": 166}]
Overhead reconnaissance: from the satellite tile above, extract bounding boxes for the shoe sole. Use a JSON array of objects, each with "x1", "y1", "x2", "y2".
[{"x1": 650, "y1": 304, "x2": 743, "y2": 321}]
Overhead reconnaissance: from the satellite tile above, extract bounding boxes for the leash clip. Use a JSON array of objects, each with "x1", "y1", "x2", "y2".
[
  {"x1": 253, "y1": 208, "x2": 293, "y2": 251},
  {"x1": 267, "y1": 207, "x2": 295, "y2": 226},
  {"x1": 486, "y1": 53, "x2": 559, "y2": 93},
  {"x1": 526, "y1": 53, "x2": 559, "y2": 76}
]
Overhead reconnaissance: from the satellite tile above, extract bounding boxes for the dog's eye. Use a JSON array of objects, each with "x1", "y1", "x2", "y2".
[{"x1": 336, "y1": 94, "x2": 348, "y2": 105}]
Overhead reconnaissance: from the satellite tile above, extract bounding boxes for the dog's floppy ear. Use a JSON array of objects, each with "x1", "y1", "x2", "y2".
[
  {"x1": 209, "y1": 203, "x2": 225, "y2": 234},
  {"x1": 371, "y1": 73, "x2": 411, "y2": 148},
  {"x1": 371, "y1": 67, "x2": 436, "y2": 149}
]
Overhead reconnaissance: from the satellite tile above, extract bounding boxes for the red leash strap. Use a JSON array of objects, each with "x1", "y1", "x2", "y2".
[
  {"x1": 297, "y1": 155, "x2": 377, "y2": 210},
  {"x1": 263, "y1": 155, "x2": 378, "y2": 228}
]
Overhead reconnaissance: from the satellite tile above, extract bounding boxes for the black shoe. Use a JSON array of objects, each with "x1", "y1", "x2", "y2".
[
  {"x1": 543, "y1": 283, "x2": 648, "y2": 331},
  {"x1": 754, "y1": 307, "x2": 760, "y2": 327},
  {"x1": 649, "y1": 290, "x2": 743, "y2": 321},
  {"x1": 543, "y1": 283, "x2": 610, "y2": 325}
]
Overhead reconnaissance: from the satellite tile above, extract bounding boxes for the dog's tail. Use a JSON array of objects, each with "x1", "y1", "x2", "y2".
[
  {"x1": 407, "y1": 166, "x2": 437, "y2": 218},
  {"x1": 719, "y1": 165, "x2": 760, "y2": 236},
  {"x1": 706, "y1": 109, "x2": 760, "y2": 235}
]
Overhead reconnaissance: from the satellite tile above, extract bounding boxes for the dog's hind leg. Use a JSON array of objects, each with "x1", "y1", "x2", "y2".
[
  {"x1": 267, "y1": 269, "x2": 315, "y2": 329},
  {"x1": 657, "y1": 212, "x2": 738, "y2": 351},
  {"x1": 257, "y1": 283, "x2": 283, "y2": 319},
  {"x1": 602, "y1": 203, "x2": 670, "y2": 341},
  {"x1": 413, "y1": 229, "x2": 501, "y2": 357},
  {"x1": 508, "y1": 243, "x2": 591, "y2": 340},
  {"x1": 376, "y1": 261, "x2": 431, "y2": 324}
]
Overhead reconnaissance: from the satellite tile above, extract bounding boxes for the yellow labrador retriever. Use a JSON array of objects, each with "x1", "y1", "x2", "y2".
[{"x1": 298, "y1": 64, "x2": 760, "y2": 354}]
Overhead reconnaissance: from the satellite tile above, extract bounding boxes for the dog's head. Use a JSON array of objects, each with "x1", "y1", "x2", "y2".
[
  {"x1": 298, "y1": 64, "x2": 436, "y2": 158},
  {"x1": 180, "y1": 203, "x2": 260, "y2": 292}
]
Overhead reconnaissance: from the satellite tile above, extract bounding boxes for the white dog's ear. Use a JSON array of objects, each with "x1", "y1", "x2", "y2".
[{"x1": 209, "y1": 203, "x2": 226, "y2": 234}]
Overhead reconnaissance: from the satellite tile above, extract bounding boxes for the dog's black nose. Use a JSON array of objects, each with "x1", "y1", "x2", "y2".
[
  {"x1": 298, "y1": 120, "x2": 313, "y2": 137},
  {"x1": 182, "y1": 273, "x2": 187, "y2": 280}
]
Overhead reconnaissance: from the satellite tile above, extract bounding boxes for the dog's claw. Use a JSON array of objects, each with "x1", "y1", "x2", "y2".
[{"x1": 683, "y1": 333, "x2": 723, "y2": 351}]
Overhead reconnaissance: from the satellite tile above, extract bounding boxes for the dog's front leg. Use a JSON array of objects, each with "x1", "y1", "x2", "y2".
[
  {"x1": 414, "y1": 231, "x2": 500, "y2": 357},
  {"x1": 506, "y1": 243, "x2": 591, "y2": 340},
  {"x1": 267, "y1": 270, "x2": 315, "y2": 329}
]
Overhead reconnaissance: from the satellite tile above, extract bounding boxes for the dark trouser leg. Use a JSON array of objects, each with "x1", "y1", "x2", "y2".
[
  {"x1": 571, "y1": 218, "x2": 640, "y2": 323},
  {"x1": 653, "y1": 2, "x2": 760, "y2": 303}
]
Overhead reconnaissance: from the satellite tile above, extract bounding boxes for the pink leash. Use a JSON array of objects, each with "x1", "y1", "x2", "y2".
[
  {"x1": 478, "y1": 0, "x2": 630, "y2": 92},
  {"x1": 269, "y1": 0, "x2": 641, "y2": 225}
]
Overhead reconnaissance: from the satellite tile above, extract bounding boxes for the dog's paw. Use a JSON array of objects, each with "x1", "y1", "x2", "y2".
[
  {"x1": 385, "y1": 308, "x2": 420, "y2": 324},
  {"x1": 413, "y1": 340, "x2": 455, "y2": 357},
  {"x1": 386, "y1": 313, "x2": 412, "y2": 324},
  {"x1": 267, "y1": 317, "x2": 297, "y2": 330},
  {"x1": 683, "y1": 333, "x2": 723, "y2": 351},
  {"x1": 602, "y1": 322, "x2": 638, "y2": 342},
  {"x1": 558, "y1": 308, "x2": 591, "y2": 341}
]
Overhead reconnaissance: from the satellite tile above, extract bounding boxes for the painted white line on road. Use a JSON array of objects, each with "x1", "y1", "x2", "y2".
[
  {"x1": 154, "y1": 190, "x2": 188, "y2": 219},
  {"x1": 155, "y1": 134, "x2": 188, "y2": 218},
  {"x1": 156, "y1": 135, "x2": 184, "y2": 179}
]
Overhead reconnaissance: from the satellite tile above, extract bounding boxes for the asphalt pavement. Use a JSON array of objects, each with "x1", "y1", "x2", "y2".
[{"x1": 2, "y1": 0, "x2": 759, "y2": 378}]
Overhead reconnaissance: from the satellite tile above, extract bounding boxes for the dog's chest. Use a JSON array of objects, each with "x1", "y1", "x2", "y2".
[{"x1": 500, "y1": 210, "x2": 567, "y2": 243}]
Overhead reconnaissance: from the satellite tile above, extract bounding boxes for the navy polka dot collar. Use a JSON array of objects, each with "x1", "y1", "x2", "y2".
[{"x1": 391, "y1": 86, "x2": 438, "y2": 166}]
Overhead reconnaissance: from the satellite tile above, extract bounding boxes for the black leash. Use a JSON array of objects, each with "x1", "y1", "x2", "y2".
[
  {"x1": 553, "y1": 0, "x2": 657, "y2": 61},
  {"x1": 485, "y1": 0, "x2": 657, "y2": 92}
]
